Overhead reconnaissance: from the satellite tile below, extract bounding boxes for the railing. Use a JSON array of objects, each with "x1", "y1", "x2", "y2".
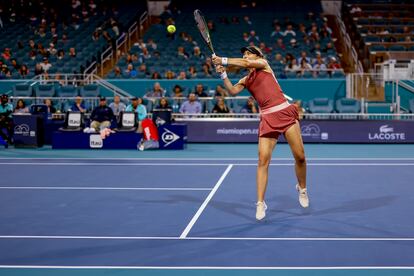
[
  {"x1": 100, "y1": 46, "x2": 114, "y2": 76},
  {"x1": 139, "y1": 11, "x2": 149, "y2": 38}
]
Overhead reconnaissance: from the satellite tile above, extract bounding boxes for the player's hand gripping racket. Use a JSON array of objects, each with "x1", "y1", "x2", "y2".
[{"x1": 194, "y1": 9, "x2": 216, "y2": 57}]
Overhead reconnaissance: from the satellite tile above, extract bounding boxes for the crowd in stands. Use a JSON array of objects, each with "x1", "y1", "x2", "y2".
[
  {"x1": 0, "y1": 0, "x2": 126, "y2": 79},
  {"x1": 109, "y1": 1, "x2": 344, "y2": 79}
]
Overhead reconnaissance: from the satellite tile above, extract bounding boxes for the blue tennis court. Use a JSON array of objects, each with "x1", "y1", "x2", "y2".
[{"x1": 0, "y1": 144, "x2": 413, "y2": 276}]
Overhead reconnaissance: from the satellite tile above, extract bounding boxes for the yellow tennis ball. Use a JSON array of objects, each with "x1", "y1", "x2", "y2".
[{"x1": 167, "y1": 25, "x2": 176, "y2": 33}]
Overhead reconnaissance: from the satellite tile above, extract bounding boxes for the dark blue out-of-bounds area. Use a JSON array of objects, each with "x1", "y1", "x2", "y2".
[{"x1": 0, "y1": 144, "x2": 413, "y2": 276}]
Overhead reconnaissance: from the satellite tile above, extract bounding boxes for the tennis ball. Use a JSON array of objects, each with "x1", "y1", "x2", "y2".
[{"x1": 167, "y1": 25, "x2": 176, "y2": 34}]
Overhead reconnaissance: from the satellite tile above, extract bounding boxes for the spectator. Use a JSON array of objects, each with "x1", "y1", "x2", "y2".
[
  {"x1": 207, "y1": 20, "x2": 215, "y2": 32},
  {"x1": 242, "y1": 32, "x2": 249, "y2": 42},
  {"x1": 125, "y1": 64, "x2": 137, "y2": 78},
  {"x1": 323, "y1": 42, "x2": 335, "y2": 53},
  {"x1": 14, "y1": 99, "x2": 29, "y2": 114},
  {"x1": 313, "y1": 54, "x2": 327, "y2": 72},
  {"x1": 90, "y1": 97, "x2": 115, "y2": 131},
  {"x1": 147, "y1": 38, "x2": 157, "y2": 50},
  {"x1": 274, "y1": 53, "x2": 285, "y2": 65},
  {"x1": 1, "y1": 48, "x2": 11, "y2": 60},
  {"x1": 0, "y1": 94, "x2": 13, "y2": 144},
  {"x1": 247, "y1": 30, "x2": 260, "y2": 43},
  {"x1": 19, "y1": 64, "x2": 29, "y2": 77},
  {"x1": 270, "y1": 24, "x2": 283, "y2": 38},
  {"x1": 194, "y1": 84, "x2": 208, "y2": 97},
  {"x1": 69, "y1": 47, "x2": 76, "y2": 58},
  {"x1": 179, "y1": 93, "x2": 202, "y2": 114},
  {"x1": 259, "y1": 42, "x2": 272, "y2": 55},
  {"x1": 327, "y1": 57, "x2": 341, "y2": 70},
  {"x1": 285, "y1": 58, "x2": 300, "y2": 74},
  {"x1": 34, "y1": 63, "x2": 44, "y2": 75},
  {"x1": 40, "y1": 57, "x2": 52, "y2": 72},
  {"x1": 151, "y1": 71, "x2": 162, "y2": 79},
  {"x1": 57, "y1": 49, "x2": 65, "y2": 60},
  {"x1": 273, "y1": 38, "x2": 286, "y2": 52},
  {"x1": 109, "y1": 95, "x2": 126, "y2": 116},
  {"x1": 243, "y1": 16, "x2": 252, "y2": 25},
  {"x1": 283, "y1": 24, "x2": 296, "y2": 37},
  {"x1": 177, "y1": 71, "x2": 187, "y2": 80},
  {"x1": 113, "y1": 66, "x2": 122, "y2": 78},
  {"x1": 188, "y1": 66, "x2": 197, "y2": 78},
  {"x1": 299, "y1": 58, "x2": 312, "y2": 75},
  {"x1": 10, "y1": 59, "x2": 19, "y2": 71},
  {"x1": 126, "y1": 97, "x2": 147, "y2": 123},
  {"x1": 177, "y1": 46, "x2": 189, "y2": 59},
  {"x1": 139, "y1": 47, "x2": 151, "y2": 62},
  {"x1": 241, "y1": 97, "x2": 258, "y2": 113},
  {"x1": 193, "y1": 46, "x2": 205, "y2": 59},
  {"x1": 156, "y1": 97, "x2": 171, "y2": 109},
  {"x1": 212, "y1": 97, "x2": 230, "y2": 113},
  {"x1": 165, "y1": 70, "x2": 176, "y2": 79},
  {"x1": 298, "y1": 51, "x2": 311, "y2": 64},
  {"x1": 0, "y1": 64, "x2": 11, "y2": 78},
  {"x1": 288, "y1": 38, "x2": 299, "y2": 49},
  {"x1": 70, "y1": 96, "x2": 87, "y2": 113},
  {"x1": 44, "y1": 99, "x2": 56, "y2": 113},
  {"x1": 145, "y1": 82, "x2": 165, "y2": 98},
  {"x1": 297, "y1": 23, "x2": 307, "y2": 38},
  {"x1": 171, "y1": 85, "x2": 184, "y2": 97},
  {"x1": 47, "y1": 43, "x2": 57, "y2": 56},
  {"x1": 138, "y1": 64, "x2": 150, "y2": 77},
  {"x1": 214, "y1": 84, "x2": 229, "y2": 98},
  {"x1": 201, "y1": 64, "x2": 212, "y2": 77}
]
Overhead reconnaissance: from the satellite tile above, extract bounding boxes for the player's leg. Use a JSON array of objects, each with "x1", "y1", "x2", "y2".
[
  {"x1": 284, "y1": 121, "x2": 309, "y2": 207},
  {"x1": 257, "y1": 136, "x2": 277, "y2": 202}
]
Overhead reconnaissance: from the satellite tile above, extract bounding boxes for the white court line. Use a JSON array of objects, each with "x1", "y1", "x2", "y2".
[
  {"x1": 1, "y1": 236, "x2": 414, "y2": 241},
  {"x1": 0, "y1": 265, "x2": 413, "y2": 270},
  {"x1": 179, "y1": 164, "x2": 233, "y2": 239},
  {"x1": 1, "y1": 157, "x2": 414, "y2": 160},
  {"x1": 1, "y1": 162, "x2": 414, "y2": 166},
  {"x1": 0, "y1": 187, "x2": 211, "y2": 191}
]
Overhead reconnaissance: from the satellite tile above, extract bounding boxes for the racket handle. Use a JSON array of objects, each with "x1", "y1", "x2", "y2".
[{"x1": 212, "y1": 53, "x2": 216, "y2": 58}]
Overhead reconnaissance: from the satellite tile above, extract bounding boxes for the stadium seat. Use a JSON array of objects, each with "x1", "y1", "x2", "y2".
[
  {"x1": 58, "y1": 85, "x2": 78, "y2": 97},
  {"x1": 388, "y1": 45, "x2": 406, "y2": 51},
  {"x1": 409, "y1": 99, "x2": 414, "y2": 113},
  {"x1": 308, "y1": 98, "x2": 334, "y2": 113},
  {"x1": 335, "y1": 98, "x2": 361, "y2": 113},
  {"x1": 80, "y1": 84, "x2": 100, "y2": 97},
  {"x1": 12, "y1": 84, "x2": 33, "y2": 97},
  {"x1": 35, "y1": 84, "x2": 55, "y2": 97}
]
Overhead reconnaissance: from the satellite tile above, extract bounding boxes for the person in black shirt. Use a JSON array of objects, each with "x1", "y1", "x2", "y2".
[
  {"x1": 212, "y1": 97, "x2": 231, "y2": 114},
  {"x1": 90, "y1": 97, "x2": 114, "y2": 132}
]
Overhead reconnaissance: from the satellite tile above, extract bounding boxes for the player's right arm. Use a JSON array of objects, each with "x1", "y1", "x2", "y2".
[{"x1": 215, "y1": 65, "x2": 246, "y2": 96}]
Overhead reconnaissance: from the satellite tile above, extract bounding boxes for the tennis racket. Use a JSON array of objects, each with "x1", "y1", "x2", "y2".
[{"x1": 194, "y1": 9, "x2": 216, "y2": 56}]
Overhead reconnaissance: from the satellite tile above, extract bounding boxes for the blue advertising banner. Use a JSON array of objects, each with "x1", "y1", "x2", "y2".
[
  {"x1": 181, "y1": 120, "x2": 414, "y2": 143},
  {"x1": 13, "y1": 114, "x2": 44, "y2": 148}
]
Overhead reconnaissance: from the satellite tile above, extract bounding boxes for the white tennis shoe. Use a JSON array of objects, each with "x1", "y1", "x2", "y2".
[
  {"x1": 296, "y1": 184, "x2": 309, "y2": 208},
  {"x1": 256, "y1": 201, "x2": 267, "y2": 220}
]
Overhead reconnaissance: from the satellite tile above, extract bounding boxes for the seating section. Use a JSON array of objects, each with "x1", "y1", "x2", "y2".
[
  {"x1": 0, "y1": 0, "x2": 145, "y2": 79},
  {"x1": 308, "y1": 98, "x2": 334, "y2": 113},
  {"x1": 343, "y1": 1, "x2": 414, "y2": 70},
  {"x1": 109, "y1": 1, "x2": 344, "y2": 79}
]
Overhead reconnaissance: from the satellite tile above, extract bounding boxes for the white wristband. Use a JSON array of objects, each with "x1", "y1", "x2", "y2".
[
  {"x1": 222, "y1": 57, "x2": 228, "y2": 66},
  {"x1": 220, "y1": 72, "x2": 228, "y2": 80}
]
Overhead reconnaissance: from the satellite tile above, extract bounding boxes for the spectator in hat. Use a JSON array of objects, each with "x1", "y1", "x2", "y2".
[
  {"x1": 90, "y1": 97, "x2": 115, "y2": 131},
  {"x1": 126, "y1": 97, "x2": 147, "y2": 122}
]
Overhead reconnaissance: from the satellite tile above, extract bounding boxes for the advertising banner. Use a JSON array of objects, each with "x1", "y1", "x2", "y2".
[{"x1": 182, "y1": 120, "x2": 414, "y2": 143}]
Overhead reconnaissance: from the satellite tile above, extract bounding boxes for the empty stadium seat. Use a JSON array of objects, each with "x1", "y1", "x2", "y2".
[
  {"x1": 12, "y1": 84, "x2": 33, "y2": 97},
  {"x1": 409, "y1": 99, "x2": 414, "y2": 113},
  {"x1": 58, "y1": 85, "x2": 78, "y2": 97},
  {"x1": 35, "y1": 84, "x2": 55, "y2": 97},
  {"x1": 308, "y1": 98, "x2": 334, "y2": 113},
  {"x1": 80, "y1": 84, "x2": 100, "y2": 97},
  {"x1": 335, "y1": 98, "x2": 361, "y2": 113}
]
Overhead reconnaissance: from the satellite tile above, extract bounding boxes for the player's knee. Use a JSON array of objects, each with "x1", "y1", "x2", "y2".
[
  {"x1": 258, "y1": 155, "x2": 271, "y2": 168},
  {"x1": 295, "y1": 152, "x2": 306, "y2": 165}
]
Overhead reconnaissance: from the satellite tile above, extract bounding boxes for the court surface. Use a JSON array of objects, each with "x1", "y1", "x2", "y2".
[{"x1": 0, "y1": 144, "x2": 413, "y2": 276}]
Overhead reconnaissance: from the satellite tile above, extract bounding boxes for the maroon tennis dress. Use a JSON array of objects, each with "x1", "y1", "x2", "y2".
[{"x1": 245, "y1": 69, "x2": 299, "y2": 139}]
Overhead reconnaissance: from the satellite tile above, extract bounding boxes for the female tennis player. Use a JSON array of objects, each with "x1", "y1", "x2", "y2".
[{"x1": 212, "y1": 46, "x2": 309, "y2": 220}]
